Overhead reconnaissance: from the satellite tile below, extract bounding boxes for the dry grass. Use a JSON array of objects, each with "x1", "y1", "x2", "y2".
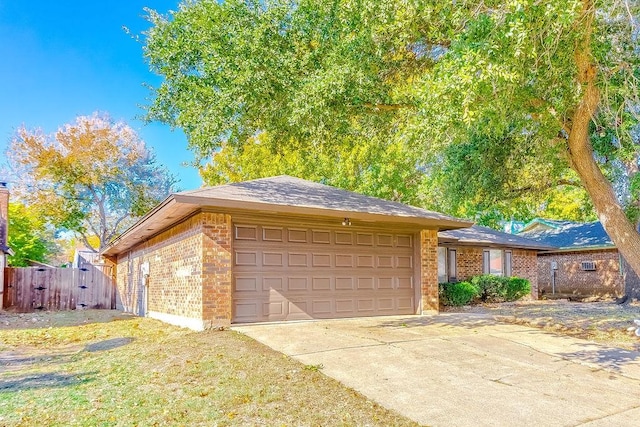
[
  {"x1": 452, "y1": 299, "x2": 640, "y2": 350},
  {"x1": 0, "y1": 310, "x2": 419, "y2": 427}
]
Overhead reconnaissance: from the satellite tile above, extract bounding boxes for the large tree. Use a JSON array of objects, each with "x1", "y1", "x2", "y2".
[
  {"x1": 144, "y1": 0, "x2": 640, "y2": 296},
  {"x1": 6, "y1": 202, "x2": 55, "y2": 267},
  {"x1": 8, "y1": 114, "x2": 176, "y2": 252}
]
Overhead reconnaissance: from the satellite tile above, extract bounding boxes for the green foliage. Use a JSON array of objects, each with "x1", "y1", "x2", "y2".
[
  {"x1": 8, "y1": 113, "x2": 177, "y2": 251},
  {"x1": 439, "y1": 281, "x2": 478, "y2": 307},
  {"x1": 7, "y1": 203, "x2": 54, "y2": 266},
  {"x1": 505, "y1": 277, "x2": 532, "y2": 302},
  {"x1": 144, "y1": 0, "x2": 640, "y2": 268},
  {"x1": 470, "y1": 275, "x2": 531, "y2": 303}
]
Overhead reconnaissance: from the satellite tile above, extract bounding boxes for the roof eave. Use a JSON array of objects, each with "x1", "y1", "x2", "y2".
[
  {"x1": 539, "y1": 244, "x2": 616, "y2": 254},
  {"x1": 173, "y1": 194, "x2": 473, "y2": 230}
]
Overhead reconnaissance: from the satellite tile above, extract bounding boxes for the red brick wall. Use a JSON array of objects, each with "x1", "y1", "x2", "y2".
[
  {"x1": 114, "y1": 212, "x2": 232, "y2": 329},
  {"x1": 420, "y1": 229, "x2": 439, "y2": 312},
  {"x1": 512, "y1": 249, "x2": 539, "y2": 299},
  {"x1": 537, "y1": 250, "x2": 624, "y2": 298},
  {"x1": 455, "y1": 247, "x2": 483, "y2": 281},
  {"x1": 444, "y1": 246, "x2": 538, "y2": 299}
]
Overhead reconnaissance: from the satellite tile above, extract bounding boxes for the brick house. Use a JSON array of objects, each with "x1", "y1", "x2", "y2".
[
  {"x1": 0, "y1": 182, "x2": 12, "y2": 305},
  {"x1": 518, "y1": 219, "x2": 627, "y2": 299},
  {"x1": 101, "y1": 176, "x2": 472, "y2": 330},
  {"x1": 437, "y1": 225, "x2": 554, "y2": 297}
]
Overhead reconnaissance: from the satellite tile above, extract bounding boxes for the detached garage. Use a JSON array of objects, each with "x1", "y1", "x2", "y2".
[{"x1": 102, "y1": 176, "x2": 471, "y2": 330}]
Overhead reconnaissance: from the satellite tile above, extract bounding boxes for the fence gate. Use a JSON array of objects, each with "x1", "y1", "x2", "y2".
[{"x1": 2, "y1": 266, "x2": 114, "y2": 312}]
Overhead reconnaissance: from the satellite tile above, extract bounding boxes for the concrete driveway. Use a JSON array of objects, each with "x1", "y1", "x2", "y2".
[{"x1": 233, "y1": 313, "x2": 640, "y2": 427}]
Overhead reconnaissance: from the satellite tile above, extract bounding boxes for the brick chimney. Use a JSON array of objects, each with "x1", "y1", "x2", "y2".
[{"x1": 0, "y1": 181, "x2": 8, "y2": 251}]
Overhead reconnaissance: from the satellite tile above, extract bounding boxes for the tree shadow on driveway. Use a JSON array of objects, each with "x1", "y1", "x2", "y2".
[
  {"x1": 557, "y1": 345, "x2": 640, "y2": 373},
  {"x1": 372, "y1": 313, "x2": 501, "y2": 330}
]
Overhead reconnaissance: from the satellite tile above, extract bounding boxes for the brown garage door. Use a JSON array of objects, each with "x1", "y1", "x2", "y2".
[{"x1": 232, "y1": 221, "x2": 417, "y2": 323}]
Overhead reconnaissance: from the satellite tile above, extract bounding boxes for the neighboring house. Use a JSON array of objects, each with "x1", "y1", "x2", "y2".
[
  {"x1": 101, "y1": 176, "x2": 472, "y2": 330},
  {"x1": 518, "y1": 219, "x2": 626, "y2": 299},
  {"x1": 437, "y1": 225, "x2": 555, "y2": 297},
  {"x1": 72, "y1": 248, "x2": 100, "y2": 269}
]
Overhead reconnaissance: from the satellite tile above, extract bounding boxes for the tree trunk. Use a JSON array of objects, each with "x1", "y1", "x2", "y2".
[{"x1": 568, "y1": 0, "x2": 640, "y2": 302}]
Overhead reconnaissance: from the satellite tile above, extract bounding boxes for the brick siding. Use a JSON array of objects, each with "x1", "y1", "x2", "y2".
[
  {"x1": 537, "y1": 250, "x2": 624, "y2": 298},
  {"x1": 512, "y1": 249, "x2": 539, "y2": 299},
  {"x1": 420, "y1": 229, "x2": 439, "y2": 312},
  {"x1": 114, "y1": 211, "x2": 232, "y2": 329},
  {"x1": 446, "y1": 246, "x2": 538, "y2": 299}
]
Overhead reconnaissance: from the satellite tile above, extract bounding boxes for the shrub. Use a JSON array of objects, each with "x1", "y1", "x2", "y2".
[
  {"x1": 470, "y1": 275, "x2": 509, "y2": 303},
  {"x1": 470, "y1": 275, "x2": 531, "y2": 303},
  {"x1": 439, "y1": 281, "x2": 478, "y2": 306},
  {"x1": 505, "y1": 277, "x2": 531, "y2": 301}
]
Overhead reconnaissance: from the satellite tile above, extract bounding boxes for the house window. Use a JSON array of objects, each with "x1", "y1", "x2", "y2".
[
  {"x1": 482, "y1": 249, "x2": 504, "y2": 276},
  {"x1": 437, "y1": 247, "x2": 447, "y2": 283},
  {"x1": 437, "y1": 247, "x2": 457, "y2": 282},
  {"x1": 448, "y1": 249, "x2": 457, "y2": 281},
  {"x1": 505, "y1": 251, "x2": 512, "y2": 277}
]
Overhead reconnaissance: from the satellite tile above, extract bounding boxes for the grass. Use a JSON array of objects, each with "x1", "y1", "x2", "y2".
[
  {"x1": 454, "y1": 299, "x2": 640, "y2": 350},
  {"x1": 0, "y1": 310, "x2": 419, "y2": 427}
]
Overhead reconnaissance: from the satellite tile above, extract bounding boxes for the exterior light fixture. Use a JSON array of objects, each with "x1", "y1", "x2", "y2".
[{"x1": 342, "y1": 218, "x2": 351, "y2": 226}]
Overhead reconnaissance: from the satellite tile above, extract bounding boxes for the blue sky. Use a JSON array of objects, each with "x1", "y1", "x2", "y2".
[{"x1": 0, "y1": 0, "x2": 202, "y2": 190}]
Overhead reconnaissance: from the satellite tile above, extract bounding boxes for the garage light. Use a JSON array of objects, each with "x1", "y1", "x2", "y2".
[{"x1": 342, "y1": 218, "x2": 351, "y2": 226}]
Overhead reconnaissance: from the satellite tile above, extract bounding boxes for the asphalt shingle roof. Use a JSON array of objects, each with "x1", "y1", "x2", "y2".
[
  {"x1": 177, "y1": 175, "x2": 467, "y2": 224},
  {"x1": 519, "y1": 221, "x2": 614, "y2": 250},
  {"x1": 438, "y1": 225, "x2": 555, "y2": 250}
]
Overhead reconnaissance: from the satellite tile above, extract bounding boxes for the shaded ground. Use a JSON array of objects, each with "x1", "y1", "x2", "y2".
[
  {"x1": 0, "y1": 310, "x2": 417, "y2": 427},
  {"x1": 449, "y1": 299, "x2": 640, "y2": 350}
]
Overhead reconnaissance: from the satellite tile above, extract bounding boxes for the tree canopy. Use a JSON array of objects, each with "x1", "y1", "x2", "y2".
[
  {"x1": 144, "y1": 0, "x2": 640, "y2": 291},
  {"x1": 7, "y1": 202, "x2": 55, "y2": 267},
  {"x1": 8, "y1": 114, "x2": 177, "y2": 252}
]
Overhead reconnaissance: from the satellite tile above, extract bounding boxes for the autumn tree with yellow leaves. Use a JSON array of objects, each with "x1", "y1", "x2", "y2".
[{"x1": 8, "y1": 113, "x2": 176, "y2": 252}]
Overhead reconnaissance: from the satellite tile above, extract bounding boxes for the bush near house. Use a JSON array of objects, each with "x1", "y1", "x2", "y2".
[
  {"x1": 439, "y1": 281, "x2": 478, "y2": 306},
  {"x1": 440, "y1": 275, "x2": 531, "y2": 306}
]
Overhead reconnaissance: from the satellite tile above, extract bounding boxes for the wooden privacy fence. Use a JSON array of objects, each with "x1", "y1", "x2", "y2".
[{"x1": 3, "y1": 266, "x2": 115, "y2": 312}]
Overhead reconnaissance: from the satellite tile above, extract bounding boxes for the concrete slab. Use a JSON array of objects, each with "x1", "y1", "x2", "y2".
[{"x1": 233, "y1": 313, "x2": 640, "y2": 427}]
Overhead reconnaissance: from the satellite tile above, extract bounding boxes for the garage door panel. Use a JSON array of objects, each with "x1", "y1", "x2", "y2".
[
  {"x1": 288, "y1": 229, "x2": 308, "y2": 243},
  {"x1": 378, "y1": 298, "x2": 395, "y2": 311},
  {"x1": 312, "y1": 253, "x2": 331, "y2": 267},
  {"x1": 397, "y1": 297, "x2": 414, "y2": 311},
  {"x1": 378, "y1": 277, "x2": 394, "y2": 289},
  {"x1": 397, "y1": 277, "x2": 414, "y2": 289},
  {"x1": 312, "y1": 230, "x2": 331, "y2": 244},
  {"x1": 356, "y1": 233, "x2": 374, "y2": 246},
  {"x1": 312, "y1": 277, "x2": 331, "y2": 290},
  {"x1": 335, "y1": 232, "x2": 353, "y2": 245},
  {"x1": 263, "y1": 252, "x2": 284, "y2": 266},
  {"x1": 377, "y1": 255, "x2": 393, "y2": 268},
  {"x1": 357, "y1": 277, "x2": 374, "y2": 290},
  {"x1": 357, "y1": 299, "x2": 375, "y2": 312},
  {"x1": 377, "y1": 234, "x2": 393, "y2": 246},
  {"x1": 236, "y1": 251, "x2": 258, "y2": 266},
  {"x1": 397, "y1": 255, "x2": 413, "y2": 268},
  {"x1": 262, "y1": 227, "x2": 283, "y2": 241},
  {"x1": 336, "y1": 254, "x2": 354, "y2": 267},
  {"x1": 288, "y1": 277, "x2": 309, "y2": 291},
  {"x1": 288, "y1": 253, "x2": 309, "y2": 267},
  {"x1": 357, "y1": 255, "x2": 374, "y2": 268},
  {"x1": 288, "y1": 300, "x2": 312, "y2": 320},
  {"x1": 235, "y1": 277, "x2": 258, "y2": 292},
  {"x1": 263, "y1": 277, "x2": 284, "y2": 291},
  {"x1": 312, "y1": 300, "x2": 332, "y2": 315},
  {"x1": 336, "y1": 277, "x2": 354, "y2": 290},
  {"x1": 232, "y1": 223, "x2": 416, "y2": 323}
]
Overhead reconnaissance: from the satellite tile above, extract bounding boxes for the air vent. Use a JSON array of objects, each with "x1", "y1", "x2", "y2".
[{"x1": 580, "y1": 261, "x2": 596, "y2": 271}]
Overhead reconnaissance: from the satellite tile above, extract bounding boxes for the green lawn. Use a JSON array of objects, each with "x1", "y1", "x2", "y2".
[{"x1": 0, "y1": 310, "x2": 419, "y2": 426}]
